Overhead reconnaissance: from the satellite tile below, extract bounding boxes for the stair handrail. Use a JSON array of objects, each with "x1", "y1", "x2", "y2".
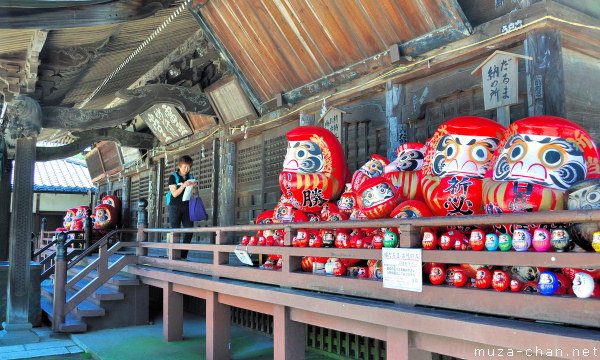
[
  {"x1": 52, "y1": 228, "x2": 137, "y2": 331},
  {"x1": 33, "y1": 230, "x2": 84, "y2": 260},
  {"x1": 66, "y1": 229, "x2": 134, "y2": 270}
]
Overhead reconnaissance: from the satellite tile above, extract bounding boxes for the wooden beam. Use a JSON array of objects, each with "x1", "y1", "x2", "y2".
[
  {"x1": 25, "y1": 30, "x2": 48, "y2": 94},
  {"x1": 41, "y1": 84, "x2": 214, "y2": 131},
  {"x1": 0, "y1": 0, "x2": 171, "y2": 29},
  {"x1": 35, "y1": 128, "x2": 155, "y2": 162}
]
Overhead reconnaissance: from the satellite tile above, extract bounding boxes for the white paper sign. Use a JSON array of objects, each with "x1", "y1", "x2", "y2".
[
  {"x1": 234, "y1": 247, "x2": 254, "y2": 266},
  {"x1": 382, "y1": 248, "x2": 422, "y2": 292}
]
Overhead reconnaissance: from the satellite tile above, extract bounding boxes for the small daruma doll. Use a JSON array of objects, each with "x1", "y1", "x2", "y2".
[
  {"x1": 420, "y1": 117, "x2": 505, "y2": 218},
  {"x1": 279, "y1": 126, "x2": 349, "y2": 213},
  {"x1": 492, "y1": 270, "x2": 510, "y2": 292},
  {"x1": 93, "y1": 204, "x2": 118, "y2": 230},
  {"x1": 532, "y1": 228, "x2": 552, "y2": 252},
  {"x1": 469, "y1": 229, "x2": 486, "y2": 251},
  {"x1": 356, "y1": 177, "x2": 400, "y2": 219},
  {"x1": 512, "y1": 229, "x2": 531, "y2": 252},
  {"x1": 336, "y1": 184, "x2": 357, "y2": 216},
  {"x1": 63, "y1": 208, "x2": 78, "y2": 230},
  {"x1": 475, "y1": 268, "x2": 492, "y2": 289}
]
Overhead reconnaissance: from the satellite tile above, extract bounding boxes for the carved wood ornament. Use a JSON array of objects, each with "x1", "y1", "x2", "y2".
[{"x1": 2, "y1": 84, "x2": 215, "y2": 161}]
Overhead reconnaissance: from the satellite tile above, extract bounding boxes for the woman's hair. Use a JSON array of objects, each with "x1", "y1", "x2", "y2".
[{"x1": 177, "y1": 155, "x2": 193, "y2": 167}]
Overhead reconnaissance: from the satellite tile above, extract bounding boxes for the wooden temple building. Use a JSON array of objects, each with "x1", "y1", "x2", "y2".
[{"x1": 0, "y1": 1, "x2": 599, "y2": 359}]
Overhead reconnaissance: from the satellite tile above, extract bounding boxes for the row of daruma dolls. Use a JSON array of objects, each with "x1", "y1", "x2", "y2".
[
  {"x1": 57, "y1": 195, "x2": 121, "y2": 232},
  {"x1": 242, "y1": 117, "x2": 600, "y2": 297},
  {"x1": 246, "y1": 116, "x2": 600, "y2": 254}
]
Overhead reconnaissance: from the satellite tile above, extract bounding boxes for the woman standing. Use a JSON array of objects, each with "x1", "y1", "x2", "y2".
[{"x1": 167, "y1": 155, "x2": 196, "y2": 259}]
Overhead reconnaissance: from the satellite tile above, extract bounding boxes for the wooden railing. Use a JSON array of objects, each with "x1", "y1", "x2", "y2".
[
  {"x1": 133, "y1": 209, "x2": 600, "y2": 328},
  {"x1": 33, "y1": 231, "x2": 86, "y2": 281},
  {"x1": 50, "y1": 209, "x2": 600, "y2": 333}
]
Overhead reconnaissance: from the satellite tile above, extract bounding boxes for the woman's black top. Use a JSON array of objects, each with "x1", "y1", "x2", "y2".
[{"x1": 168, "y1": 171, "x2": 192, "y2": 207}]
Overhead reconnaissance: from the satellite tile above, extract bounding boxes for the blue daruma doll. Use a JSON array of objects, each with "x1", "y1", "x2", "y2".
[
  {"x1": 538, "y1": 271, "x2": 559, "y2": 296},
  {"x1": 485, "y1": 233, "x2": 499, "y2": 251}
]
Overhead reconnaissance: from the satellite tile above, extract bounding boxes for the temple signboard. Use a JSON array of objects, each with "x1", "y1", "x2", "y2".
[{"x1": 139, "y1": 103, "x2": 192, "y2": 144}]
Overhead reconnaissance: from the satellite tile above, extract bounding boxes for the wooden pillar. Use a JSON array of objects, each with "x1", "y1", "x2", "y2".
[
  {"x1": 0, "y1": 137, "x2": 39, "y2": 344},
  {"x1": 0, "y1": 154, "x2": 11, "y2": 261},
  {"x1": 386, "y1": 81, "x2": 406, "y2": 161},
  {"x1": 217, "y1": 137, "x2": 235, "y2": 242},
  {"x1": 386, "y1": 328, "x2": 409, "y2": 360},
  {"x1": 120, "y1": 176, "x2": 131, "y2": 228},
  {"x1": 206, "y1": 292, "x2": 230, "y2": 360},
  {"x1": 163, "y1": 282, "x2": 183, "y2": 342},
  {"x1": 273, "y1": 305, "x2": 305, "y2": 360},
  {"x1": 153, "y1": 157, "x2": 164, "y2": 242},
  {"x1": 210, "y1": 138, "x2": 220, "y2": 231},
  {"x1": 137, "y1": 199, "x2": 148, "y2": 256},
  {"x1": 525, "y1": 29, "x2": 565, "y2": 117}
]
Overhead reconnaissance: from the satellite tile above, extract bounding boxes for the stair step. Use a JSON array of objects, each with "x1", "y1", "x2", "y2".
[
  {"x1": 40, "y1": 297, "x2": 87, "y2": 333},
  {"x1": 41, "y1": 283, "x2": 106, "y2": 317},
  {"x1": 68, "y1": 265, "x2": 140, "y2": 286},
  {"x1": 64, "y1": 277, "x2": 125, "y2": 302}
]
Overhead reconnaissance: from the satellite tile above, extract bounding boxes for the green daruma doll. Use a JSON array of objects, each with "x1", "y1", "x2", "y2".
[{"x1": 383, "y1": 231, "x2": 398, "y2": 248}]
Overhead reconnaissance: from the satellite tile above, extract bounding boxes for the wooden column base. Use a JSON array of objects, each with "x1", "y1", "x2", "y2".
[
  {"x1": 163, "y1": 282, "x2": 183, "y2": 342},
  {"x1": 206, "y1": 291, "x2": 230, "y2": 360}
]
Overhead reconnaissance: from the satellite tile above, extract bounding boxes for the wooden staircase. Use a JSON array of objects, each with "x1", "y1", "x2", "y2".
[{"x1": 41, "y1": 255, "x2": 149, "y2": 332}]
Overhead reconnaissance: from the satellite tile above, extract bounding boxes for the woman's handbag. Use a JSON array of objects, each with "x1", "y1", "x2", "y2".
[{"x1": 189, "y1": 195, "x2": 207, "y2": 221}]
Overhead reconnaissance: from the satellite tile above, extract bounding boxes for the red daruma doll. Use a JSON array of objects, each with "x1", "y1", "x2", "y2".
[
  {"x1": 279, "y1": 126, "x2": 348, "y2": 213},
  {"x1": 483, "y1": 116, "x2": 600, "y2": 233},
  {"x1": 420, "y1": 117, "x2": 505, "y2": 219}
]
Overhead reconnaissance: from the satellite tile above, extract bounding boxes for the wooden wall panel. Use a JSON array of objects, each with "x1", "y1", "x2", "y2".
[
  {"x1": 563, "y1": 48, "x2": 600, "y2": 147},
  {"x1": 402, "y1": 51, "x2": 530, "y2": 143},
  {"x1": 235, "y1": 121, "x2": 298, "y2": 228},
  {"x1": 129, "y1": 171, "x2": 150, "y2": 229}
]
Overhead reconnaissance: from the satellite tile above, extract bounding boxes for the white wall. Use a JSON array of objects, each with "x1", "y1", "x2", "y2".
[{"x1": 34, "y1": 193, "x2": 91, "y2": 212}]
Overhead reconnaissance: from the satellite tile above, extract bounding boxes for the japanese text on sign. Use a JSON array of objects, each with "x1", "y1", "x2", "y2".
[
  {"x1": 482, "y1": 53, "x2": 518, "y2": 110},
  {"x1": 322, "y1": 107, "x2": 343, "y2": 142},
  {"x1": 382, "y1": 248, "x2": 422, "y2": 292}
]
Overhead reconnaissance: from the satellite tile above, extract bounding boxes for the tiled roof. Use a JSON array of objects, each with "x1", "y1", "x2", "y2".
[{"x1": 11, "y1": 158, "x2": 95, "y2": 193}]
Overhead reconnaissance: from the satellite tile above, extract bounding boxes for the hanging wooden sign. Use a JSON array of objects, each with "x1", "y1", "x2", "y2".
[
  {"x1": 471, "y1": 50, "x2": 532, "y2": 110},
  {"x1": 318, "y1": 107, "x2": 346, "y2": 143},
  {"x1": 139, "y1": 103, "x2": 192, "y2": 144}
]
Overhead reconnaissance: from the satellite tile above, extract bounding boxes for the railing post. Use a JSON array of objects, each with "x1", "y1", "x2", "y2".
[
  {"x1": 171, "y1": 232, "x2": 181, "y2": 260},
  {"x1": 84, "y1": 209, "x2": 93, "y2": 249},
  {"x1": 398, "y1": 224, "x2": 420, "y2": 248},
  {"x1": 53, "y1": 232, "x2": 67, "y2": 332},
  {"x1": 282, "y1": 226, "x2": 300, "y2": 274},
  {"x1": 98, "y1": 242, "x2": 108, "y2": 279},
  {"x1": 214, "y1": 230, "x2": 228, "y2": 266},
  {"x1": 137, "y1": 199, "x2": 148, "y2": 257}
]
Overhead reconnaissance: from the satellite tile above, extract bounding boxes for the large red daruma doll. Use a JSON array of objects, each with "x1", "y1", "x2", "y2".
[
  {"x1": 420, "y1": 117, "x2": 505, "y2": 217},
  {"x1": 93, "y1": 204, "x2": 118, "y2": 230},
  {"x1": 384, "y1": 143, "x2": 426, "y2": 202},
  {"x1": 279, "y1": 126, "x2": 349, "y2": 214},
  {"x1": 482, "y1": 116, "x2": 600, "y2": 230}
]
